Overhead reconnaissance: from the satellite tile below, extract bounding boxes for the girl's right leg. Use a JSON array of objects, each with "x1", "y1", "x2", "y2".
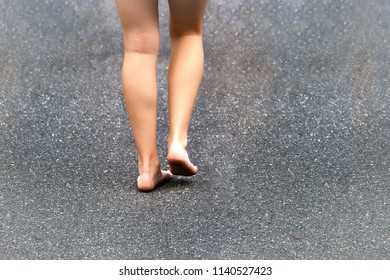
[
  {"x1": 167, "y1": 0, "x2": 208, "y2": 176},
  {"x1": 115, "y1": 0, "x2": 172, "y2": 191}
]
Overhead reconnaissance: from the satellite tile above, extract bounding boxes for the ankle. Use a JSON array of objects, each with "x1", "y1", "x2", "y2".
[
  {"x1": 138, "y1": 156, "x2": 161, "y2": 175},
  {"x1": 168, "y1": 137, "x2": 187, "y2": 150}
]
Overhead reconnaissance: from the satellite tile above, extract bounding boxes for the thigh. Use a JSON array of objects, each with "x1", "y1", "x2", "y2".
[
  {"x1": 115, "y1": 0, "x2": 160, "y2": 52},
  {"x1": 168, "y1": 0, "x2": 208, "y2": 34}
]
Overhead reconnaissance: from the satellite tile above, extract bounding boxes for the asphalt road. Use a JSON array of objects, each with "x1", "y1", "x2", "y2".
[{"x1": 1, "y1": 0, "x2": 389, "y2": 259}]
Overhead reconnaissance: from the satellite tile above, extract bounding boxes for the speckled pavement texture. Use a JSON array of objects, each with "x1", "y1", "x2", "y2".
[{"x1": 1, "y1": 0, "x2": 389, "y2": 259}]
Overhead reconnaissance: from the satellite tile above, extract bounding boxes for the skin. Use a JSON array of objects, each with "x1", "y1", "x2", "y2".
[{"x1": 115, "y1": 0, "x2": 207, "y2": 191}]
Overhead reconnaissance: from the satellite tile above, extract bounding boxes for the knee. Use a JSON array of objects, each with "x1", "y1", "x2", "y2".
[
  {"x1": 123, "y1": 31, "x2": 160, "y2": 55},
  {"x1": 169, "y1": 22, "x2": 203, "y2": 39}
]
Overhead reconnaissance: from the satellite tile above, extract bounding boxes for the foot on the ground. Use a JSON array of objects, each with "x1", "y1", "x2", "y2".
[
  {"x1": 137, "y1": 170, "x2": 173, "y2": 192},
  {"x1": 167, "y1": 144, "x2": 198, "y2": 176}
]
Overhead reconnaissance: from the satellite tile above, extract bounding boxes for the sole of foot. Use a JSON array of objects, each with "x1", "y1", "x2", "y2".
[{"x1": 167, "y1": 145, "x2": 198, "y2": 176}]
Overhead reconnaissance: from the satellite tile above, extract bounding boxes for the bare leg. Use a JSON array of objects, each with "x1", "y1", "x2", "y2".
[
  {"x1": 115, "y1": 0, "x2": 172, "y2": 191},
  {"x1": 167, "y1": 0, "x2": 208, "y2": 176}
]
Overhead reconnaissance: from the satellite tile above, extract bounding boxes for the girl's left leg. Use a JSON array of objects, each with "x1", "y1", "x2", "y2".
[{"x1": 115, "y1": 0, "x2": 172, "y2": 191}]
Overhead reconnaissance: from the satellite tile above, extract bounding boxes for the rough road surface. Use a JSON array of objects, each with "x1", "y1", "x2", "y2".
[{"x1": 1, "y1": 0, "x2": 389, "y2": 259}]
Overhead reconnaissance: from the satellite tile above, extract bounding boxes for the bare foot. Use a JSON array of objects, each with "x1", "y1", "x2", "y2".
[
  {"x1": 167, "y1": 144, "x2": 198, "y2": 176},
  {"x1": 137, "y1": 170, "x2": 173, "y2": 192}
]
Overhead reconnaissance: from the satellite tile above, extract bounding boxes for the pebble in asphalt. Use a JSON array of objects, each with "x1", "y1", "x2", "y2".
[{"x1": 0, "y1": 0, "x2": 389, "y2": 259}]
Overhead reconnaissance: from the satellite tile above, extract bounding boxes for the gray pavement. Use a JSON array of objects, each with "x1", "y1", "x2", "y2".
[{"x1": 1, "y1": 0, "x2": 389, "y2": 259}]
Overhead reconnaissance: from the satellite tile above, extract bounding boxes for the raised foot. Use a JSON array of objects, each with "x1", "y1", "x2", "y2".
[
  {"x1": 137, "y1": 170, "x2": 173, "y2": 192},
  {"x1": 167, "y1": 145, "x2": 198, "y2": 176}
]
